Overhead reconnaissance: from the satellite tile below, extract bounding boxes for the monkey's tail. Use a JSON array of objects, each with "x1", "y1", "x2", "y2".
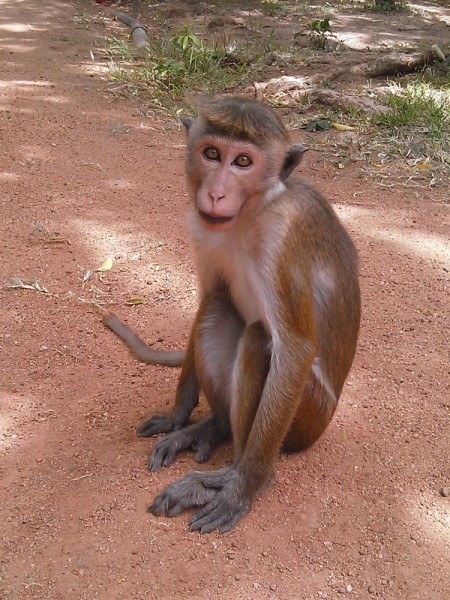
[{"x1": 102, "y1": 313, "x2": 185, "y2": 367}]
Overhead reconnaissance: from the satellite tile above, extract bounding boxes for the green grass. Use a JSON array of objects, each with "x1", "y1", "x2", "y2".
[
  {"x1": 105, "y1": 27, "x2": 261, "y2": 111},
  {"x1": 369, "y1": 76, "x2": 450, "y2": 184},
  {"x1": 364, "y1": 0, "x2": 409, "y2": 13}
]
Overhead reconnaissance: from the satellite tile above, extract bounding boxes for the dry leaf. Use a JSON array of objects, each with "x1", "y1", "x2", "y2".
[
  {"x1": 4, "y1": 276, "x2": 48, "y2": 293},
  {"x1": 95, "y1": 257, "x2": 113, "y2": 272},
  {"x1": 331, "y1": 122, "x2": 356, "y2": 132},
  {"x1": 125, "y1": 297, "x2": 147, "y2": 306}
]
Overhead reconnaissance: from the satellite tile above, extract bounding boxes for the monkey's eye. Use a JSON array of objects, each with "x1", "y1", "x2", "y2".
[
  {"x1": 203, "y1": 147, "x2": 221, "y2": 161},
  {"x1": 233, "y1": 154, "x2": 252, "y2": 168}
]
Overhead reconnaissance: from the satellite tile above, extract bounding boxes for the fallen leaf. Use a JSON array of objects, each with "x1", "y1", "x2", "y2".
[
  {"x1": 331, "y1": 122, "x2": 356, "y2": 132},
  {"x1": 125, "y1": 297, "x2": 147, "y2": 305},
  {"x1": 95, "y1": 257, "x2": 113, "y2": 272}
]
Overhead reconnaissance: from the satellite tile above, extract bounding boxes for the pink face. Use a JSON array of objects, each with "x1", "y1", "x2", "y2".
[{"x1": 189, "y1": 137, "x2": 268, "y2": 230}]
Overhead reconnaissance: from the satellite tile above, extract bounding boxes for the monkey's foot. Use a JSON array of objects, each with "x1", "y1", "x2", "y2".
[
  {"x1": 149, "y1": 416, "x2": 230, "y2": 471},
  {"x1": 138, "y1": 412, "x2": 183, "y2": 438},
  {"x1": 150, "y1": 467, "x2": 252, "y2": 533}
]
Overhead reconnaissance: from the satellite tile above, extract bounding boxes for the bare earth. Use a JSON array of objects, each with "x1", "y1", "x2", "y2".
[{"x1": 1, "y1": 1, "x2": 449, "y2": 599}]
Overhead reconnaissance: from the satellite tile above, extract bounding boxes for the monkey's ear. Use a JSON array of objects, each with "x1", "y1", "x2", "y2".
[
  {"x1": 180, "y1": 116, "x2": 194, "y2": 131},
  {"x1": 280, "y1": 144, "x2": 308, "y2": 181}
]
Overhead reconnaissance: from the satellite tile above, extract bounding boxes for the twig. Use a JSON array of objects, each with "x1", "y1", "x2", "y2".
[{"x1": 72, "y1": 473, "x2": 93, "y2": 481}]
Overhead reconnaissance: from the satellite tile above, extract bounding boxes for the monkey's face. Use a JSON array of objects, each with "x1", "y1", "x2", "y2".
[{"x1": 186, "y1": 136, "x2": 281, "y2": 231}]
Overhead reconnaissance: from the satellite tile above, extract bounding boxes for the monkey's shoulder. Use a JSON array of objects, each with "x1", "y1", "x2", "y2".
[
  {"x1": 269, "y1": 178, "x2": 349, "y2": 238},
  {"x1": 270, "y1": 177, "x2": 359, "y2": 268},
  {"x1": 283, "y1": 177, "x2": 338, "y2": 215}
]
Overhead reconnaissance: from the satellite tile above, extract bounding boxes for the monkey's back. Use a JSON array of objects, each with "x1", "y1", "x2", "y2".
[{"x1": 280, "y1": 177, "x2": 361, "y2": 399}]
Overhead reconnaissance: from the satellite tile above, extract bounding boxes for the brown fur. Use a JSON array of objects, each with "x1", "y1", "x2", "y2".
[{"x1": 103, "y1": 96, "x2": 360, "y2": 533}]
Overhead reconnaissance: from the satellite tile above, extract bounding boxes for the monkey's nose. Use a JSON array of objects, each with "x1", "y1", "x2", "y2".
[{"x1": 209, "y1": 191, "x2": 225, "y2": 206}]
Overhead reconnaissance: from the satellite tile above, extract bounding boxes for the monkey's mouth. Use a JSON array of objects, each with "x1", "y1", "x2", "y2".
[{"x1": 198, "y1": 210, "x2": 234, "y2": 224}]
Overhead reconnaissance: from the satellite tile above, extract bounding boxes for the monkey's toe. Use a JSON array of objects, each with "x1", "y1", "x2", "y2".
[
  {"x1": 149, "y1": 430, "x2": 194, "y2": 471},
  {"x1": 137, "y1": 413, "x2": 179, "y2": 438}
]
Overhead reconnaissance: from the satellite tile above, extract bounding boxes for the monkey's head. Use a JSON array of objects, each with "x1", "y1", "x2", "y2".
[{"x1": 181, "y1": 96, "x2": 306, "y2": 231}]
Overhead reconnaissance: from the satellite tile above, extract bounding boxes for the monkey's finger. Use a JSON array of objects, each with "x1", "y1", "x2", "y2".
[
  {"x1": 193, "y1": 443, "x2": 212, "y2": 464},
  {"x1": 190, "y1": 500, "x2": 248, "y2": 534},
  {"x1": 165, "y1": 485, "x2": 216, "y2": 517},
  {"x1": 166, "y1": 501, "x2": 189, "y2": 517},
  {"x1": 148, "y1": 493, "x2": 174, "y2": 516},
  {"x1": 189, "y1": 500, "x2": 221, "y2": 531}
]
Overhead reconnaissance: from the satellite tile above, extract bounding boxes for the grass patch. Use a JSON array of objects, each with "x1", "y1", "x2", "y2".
[
  {"x1": 105, "y1": 26, "x2": 263, "y2": 111},
  {"x1": 364, "y1": 0, "x2": 410, "y2": 13},
  {"x1": 369, "y1": 76, "x2": 450, "y2": 184}
]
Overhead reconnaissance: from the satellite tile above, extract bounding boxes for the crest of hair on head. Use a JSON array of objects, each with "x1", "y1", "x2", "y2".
[{"x1": 195, "y1": 96, "x2": 291, "y2": 146}]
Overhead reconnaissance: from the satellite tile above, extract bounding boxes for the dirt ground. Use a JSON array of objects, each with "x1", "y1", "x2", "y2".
[{"x1": 1, "y1": 1, "x2": 449, "y2": 599}]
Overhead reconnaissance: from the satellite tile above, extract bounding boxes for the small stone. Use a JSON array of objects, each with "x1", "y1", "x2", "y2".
[
  {"x1": 440, "y1": 487, "x2": 449, "y2": 497},
  {"x1": 338, "y1": 587, "x2": 346, "y2": 594},
  {"x1": 368, "y1": 585, "x2": 376, "y2": 594},
  {"x1": 270, "y1": 583, "x2": 277, "y2": 591},
  {"x1": 227, "y1": 552, "x2": 236, "y2": 560},
  {"x1": 346, "y1": 584, "x2": 352, "y2": 592},
  {"x1": 234, "y1": 574, "x2": 240, "y2": 581}
]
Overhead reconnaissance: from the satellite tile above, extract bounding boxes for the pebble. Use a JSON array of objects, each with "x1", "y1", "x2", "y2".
[
  {"x1": 440, "y1": 487, "x2": 449, "y2": 497},
  {"x1": 368, "y1": 585, "x2": 376, "y2": 594},
  {"x1": 270, "y1": 583, "x2": 277, "y2": 591}
]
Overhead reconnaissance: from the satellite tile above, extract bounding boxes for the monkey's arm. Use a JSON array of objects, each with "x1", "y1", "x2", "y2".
[
  {"x1": 103, "y1": 312, "x2": 185, "y2": 367},
  {"x1": 188, "y1": 331, "x2": 316, "y2": 533}
]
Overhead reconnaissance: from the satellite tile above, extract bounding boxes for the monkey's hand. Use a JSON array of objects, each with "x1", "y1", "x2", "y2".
[
  {"x1": 188, "y1": 467, "x2": 252, "y2": 533},
  {"x1": 149, "y1": 470, "x2": 222, "y2": 517},
  {"x1": 149, "y1": 467, "x2": 253, "y2": 533}
]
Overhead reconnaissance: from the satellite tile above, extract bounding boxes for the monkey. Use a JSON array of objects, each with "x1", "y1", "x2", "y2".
[{"x1": 103, "y1": 95, "x2": 361, "y2": 534}]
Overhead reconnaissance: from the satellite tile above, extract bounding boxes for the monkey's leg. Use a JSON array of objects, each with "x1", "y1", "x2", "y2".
[
  {"x1": 138, "y1": 333, "x2": 199, "y2": 438},
  {"x1": 149, "y1": 321, "x2": 271, "y2": 530},
  {"x1": 148, "y1": 294, "x2": 243, "y2": 472},
  {"x1": 282, "y1": 372, "x2": 337, "y2": 452}
]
